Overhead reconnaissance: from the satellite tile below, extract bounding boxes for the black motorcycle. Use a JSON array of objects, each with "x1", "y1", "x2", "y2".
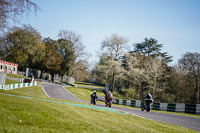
[
  {"x1": 141, "y1": 99, "x2": 153, "y2": 112},
  {"x1": 91, "y1": 95, "x2": 98, "y2": 105}
]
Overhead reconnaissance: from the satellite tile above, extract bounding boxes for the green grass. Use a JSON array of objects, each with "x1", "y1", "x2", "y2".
[
  {"x1": 6, "y1": 73, "x2": 28, "y2": 78},
  {"x1": 66, "y1": 86, "x2": 200, "y2": 118},
  {"x1": 0, "y1": 86, "x2": 198, "y2": 133},
  {"x1": 65, "y1": 87, "x2": 105, "y2": 104},
  {"x1": 5, "y1": 79, "x2": 20, "y2": 85},
  {"x1": 75, "y1": 81, "x2": 105, "y2": 88},
  {"x1": 0, "y1": 86, "x2": 48, "y2": 99}
]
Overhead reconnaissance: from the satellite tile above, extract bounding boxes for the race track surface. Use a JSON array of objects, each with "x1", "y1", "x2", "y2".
[{"x1": 41, "y1": 83, "x2": 200, "y2": 132}]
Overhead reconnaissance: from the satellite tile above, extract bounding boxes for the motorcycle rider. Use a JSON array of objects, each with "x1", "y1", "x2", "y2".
[
  {"x1": 144, "y1": 92, "x2": 153, "y2": 101},
  {"x1": 90, "y1": 90, "x2": 98, "y2": 105},
  {"x1": 105, "y1": 90, "x2": 113, "y2": 107},
  {"x1": 142, "y1": 92, "x2": 153, "y2": 111}
]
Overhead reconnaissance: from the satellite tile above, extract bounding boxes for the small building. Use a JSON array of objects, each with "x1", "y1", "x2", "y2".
[{"x1": 0, "y1": 60, "x2": 18, "y2": 74}]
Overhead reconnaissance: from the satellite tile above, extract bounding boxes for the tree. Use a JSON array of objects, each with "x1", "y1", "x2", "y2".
[
  {"x1": 43, "y1": 37, "x2": 75, "y2": 77},
  {"x1": 133, "y1": 37, "x2": 172, "y2": 63},
  {"x1": 57, "y1": 38, "x2": 75, "y2": 76},
  {"x1": 101, "y1": 34, "x2": 128, "y2": 60},
  {"x1": 97, "y1": 34, "x2": 128, "y2": 91},
  {"x1": 96, "y1": 56, "x2": 124, "y2": 91},
  {"x1": 178, "y1": 52, "x2": 200, "y2": 104},
  {"x1": 42, "y1": 43, "x2": 63, "y2": 81},
  {"x1": 0, "y1": 25, "x2": 44, "y2": 70},
  {"x1": 123, "y1": 52, "x2": 164, "y2": 100},
  {"x1": 58, "y1": 30, "x2": 89, "y2": 78},
  {"x1": 0, "y1": 0, "x2": 39, "y2": 33},
  {"x1": 130, "y1": 38, "x2": 172, "y2": 100}
]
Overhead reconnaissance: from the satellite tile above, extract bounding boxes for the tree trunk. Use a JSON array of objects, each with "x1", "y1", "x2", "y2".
[
  {"x1": 111, "y1": 72, "x2": 115, "y2": 92},
  {"x1": 39, "y1": 70, "x2": 44, "y2": 79},
  {"x1": 195, "y1": 79, "x2": 200, "y2": 104},
  {"x1": 51, "y1": 73, "x2": 54, "y2": 82}
]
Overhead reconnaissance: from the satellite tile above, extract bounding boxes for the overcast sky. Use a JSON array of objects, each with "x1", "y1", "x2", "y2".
[{"x1": 20, "y1": 0, "x2": 200, "y2": 65}]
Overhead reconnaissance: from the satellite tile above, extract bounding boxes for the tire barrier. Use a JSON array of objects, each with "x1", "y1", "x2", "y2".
[
  {"x1": 113, "y1": 99, "x2": 200, "y2": 115},
  {"x1": 152, "y1": 103, "x2": 160, "y2": 110},
  {"x1": 167, "y1": 103, "x2": 176, "y2": 112}
]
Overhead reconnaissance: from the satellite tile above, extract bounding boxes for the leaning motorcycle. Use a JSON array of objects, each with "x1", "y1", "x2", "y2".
[
  {"x1": 106, "y1": 97, "x2": 112, "y2": 108},
  {"x1": 141, "y1": 99, "x2": 153, "y2": 112},
  {"x1": 91, "y1": 96, "x2": 97, "y2": 105}
]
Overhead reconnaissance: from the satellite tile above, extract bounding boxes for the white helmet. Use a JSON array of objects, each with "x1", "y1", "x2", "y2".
[{"x1": 94, "y1": 90, "x2": 96, "y2": 93}]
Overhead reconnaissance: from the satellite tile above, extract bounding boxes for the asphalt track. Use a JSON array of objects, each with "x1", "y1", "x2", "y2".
[{"x1": 41, "y1": 83, "x2": 200, "y2": 132}]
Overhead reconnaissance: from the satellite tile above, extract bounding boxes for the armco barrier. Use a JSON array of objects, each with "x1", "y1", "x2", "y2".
[{"x1": 0, "y1": 81, "x2": 37, "y2": 90}]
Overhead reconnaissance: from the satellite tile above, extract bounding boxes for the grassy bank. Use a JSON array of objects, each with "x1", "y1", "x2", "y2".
[
  {"x1": 5, "y1": 79, "x2": 20, "y2": 85},
  {"x1": 6, "y1": 74, "x2": 27, "y2": 78},
  {"x1": 75, "y1": 81, "x2": 104, "y2": 88},
  {"x1": 65, "y1": 86, "x2": 200, "y2": 118},
  {"x1": 0, "y1": 86, "x2": 198, "y2": 133}
]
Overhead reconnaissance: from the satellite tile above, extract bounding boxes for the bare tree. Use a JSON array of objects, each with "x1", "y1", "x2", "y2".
[
  {"x1": 0, "y1": 0, "x2": 39, "y2": 33},
  {"x1": 101, "y1": 34, "x2": 129, "y2": 60},
  {"x1": 98, "y1": 34, "x2": 128, "y2": 91},
  {"x1": 178, "y1": 52, "x2": 200, "y2": 104},
  {"x1": 96, "y1": 56, "x2": 124, "y2": 91},
  {"x1": 124, "y1": 53, "x2": 164, "y2": 100}
]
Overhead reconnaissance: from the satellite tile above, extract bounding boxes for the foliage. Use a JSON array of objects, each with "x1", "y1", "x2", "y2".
[
  {"x1": 42, "y1": 37, "x2": 76, "y2": 81},
  {"x1": 133, "y1": 37, "x2": 172, "y2": 63},
  {"x1": 96, "y1": 56, "x2": 124, "y2": 91},
  {"x1": 58, "y1": 30, "x2": 89, "y2": 79},
  {"x1": 56, "y1": 38, "x2": 75, "y2": 76},
  {"x1": 0, "y1": 25, "x2": 45, "y2": 70},
  {"x1": 41, "y1": 43, "x2": 63, "y2": 81},
  {"x1": 177, "y1": 52, "x2": 200, "y2": 103},
  {"x1": 121, "y1": 88, "x2": 137, "y2": 99},
  {"x1": 96, "y1": 34, "x2": 128, "y2": 91}
]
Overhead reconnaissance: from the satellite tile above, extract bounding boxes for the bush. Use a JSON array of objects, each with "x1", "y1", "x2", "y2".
[{"x1": 122, "y1": 88, "x2": 137, "y2": 99}]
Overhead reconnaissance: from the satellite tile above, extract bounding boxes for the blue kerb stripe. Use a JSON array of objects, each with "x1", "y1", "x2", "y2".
[{"x1": 0, "y1": 93, "x2": 122, "y2": 114}]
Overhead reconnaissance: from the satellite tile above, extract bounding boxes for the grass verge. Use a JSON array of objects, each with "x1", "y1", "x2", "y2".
[
  {"x1": 6, "y1": 74, "x2": 28, "y2": 78},
  {"x1": 0, "y1": 86, "x2": 198, "y2": 133},
  {"x1": 65, "y1": 86, "x2": 200, "y2": 118},
  {"x1": 75, "y1": 81, "x2": 105, "y2": 88},
  {"x1": 5, "y1": 79, "x2": 20, "y2": 85}
]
